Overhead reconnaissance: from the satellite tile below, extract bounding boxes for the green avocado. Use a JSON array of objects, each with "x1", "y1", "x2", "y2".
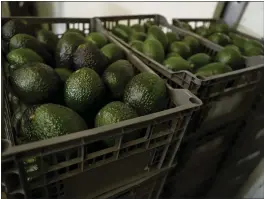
[
  {"x1": 73, "y1": 42, "x2": 108, "y2": 74},
  {"x1": 129, "y1": 40, "x2": 144, "y2": 52},
  {"x1": 101, "y1": 43, "x2": 125, "y2": 64},
  {"x1": 123, "y1": 72, "x2": 168, "y2": 116},
  {"x1": 208, "y1": 33, "x2": 231, "y2": 46},
  {"x1": 20, "y1": 104, "x2": 87, "y2": 142},
  {"x1": 2, "y1": 19, "x2": 30, "y2": 41},
  {"x1": 163, "y1": 57, "x2": 193, "y2": 72},
  {"x1": 147, "y1": 25, "x2": 168, "y2": 49},
  {"x1": 131, "y1": 24, "x2": 145, "y2": 33},
  {"x1": 129, "y1": 32, "x2": 147, "y2": 42},
  {"x1": 195, "y1": 26, "x2": 209, "y2": 37},
  {"x1": 183, "y1": 36, "x2": 200, "y2": 53},
  {"x1": 10, "y1": 63, "x2": 61, "y2": 105},
  {"x1": 169, "y1": 41, "x2": 191, "y2": 59},
  {"x1": 56, "y1": 32, "x2": 86, "y2": 69},
  {"x1": 102, "y1": 59, "x2": 135, "y2": 99},
  {"x1": 143, "y1": 39, "x2": 165, "y2": 63},
  {"x1": 188, "y1": 53, "x2": 211, "y2": 70},
  {"x1": 85, "y1": 32, "x2": 108, "y2": 48},
  {"x1": 195, "y1": 62, "x2": 232, "y2": 77},
  {"x1": 64, "y1": 67, "x2": 105, "y2": 113},
  {"x1": 215, "y1": 47, "x2": 244, "y2": 70},
  {"x1": 9, "y1": 33, "x2": 53, "y2": 66},
  {"x1": 7, "y1": 48, "x2": 44, "y2": 71},
  {"x1": 166, "y1": 32, "x2": 179, "y2": 45},
  {"x1": 36, "y1": 29, "x2": 59, "y2": 55}
]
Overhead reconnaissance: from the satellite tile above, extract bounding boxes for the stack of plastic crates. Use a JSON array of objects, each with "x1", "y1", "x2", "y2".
[
  {"x1": 95, "y1": 14, "x2": 264, "y2": 197},
  {"x1": 206, "y1": 82, "x2": 264, "y2": 197},
  {"x1": 1, "y1": 17, "x2": 202, "y2": 199}
]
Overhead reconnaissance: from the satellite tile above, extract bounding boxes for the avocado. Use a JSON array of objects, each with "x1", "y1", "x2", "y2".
[
  {"x1": 163, "y1": 57, "x2": 193, "y2": 72},
  {"x1": 231, "y1": 34, "x2": 248, "y2": 50},
  {"x1": 216, "y1": 47, "x2": 244, "y2": 70},
  {"x1": 195, "y1": 62, "x2": 232, "y2": 77},
  {"x1": 131, "y1": 24, "x2": 145, "y2": 33},
  {"x1": 129, "y1": 32, "x2": 147, "y2": 42},
  {"x1": 95, "y1": 101, "x2": 140, "y2": 145},
  {"x1": 102, "y1": 60, "x2": 135, "y2": 99},
  {"x1": 144, "y1": 20, "x2": 156, "y2": 32},
  {"x1": 20, "y1": 104, "x2": 87, "y2": 142},
  {"x1": 101, "y1": 43, "x2": 125, "y2": 64},
  {"x1": 55, "y1": 68, "x2": 73, "y2": 82},
  {"x1": 9, "y1": 34, "x2": 53, "y2": 66},
  {"x1": 224, "y1": 45, "x2": 241, "y2": 53},
  {"x1": 112, "y1": 27, "x2": 129, "y2": 42},
  {"x1": 166, "y1": 52, "x2": 181, "y2": 59},
  {"x1": 7, "y1": 48, "x2": 44, "y2": 71},
  {"x1": 147, "y1": 25, "x2": 168, "y2": 49},
  {"x1": 85, "y1": 32, "x2": 108, "y2": 48},
  {"x1": 169, "y1": 41, "x2": 191, "y2": 59},
  {"x1": 209, "y1": 23, "x2": 229, "y2": 34},
  {"x1": 2, "y1": 19, "x2": 30, "y2": 41},
  {"x1": 123, "y1": 72, "x2": 168, "y2": 116},
  {"x1": 188, "y1": 53, "x2": 211, "y2": 70},
  {"x1": 10, "y1": 63, "x2": 61, "y2": 105},
  {"x1": 244, "y1": 40, "x2": 264, "y2": 51},
  {"x1": 208, "y1": 33, "x2": 231, "y2": 46},
  {"x1": 244, "y1": 46, "x2": 264, "y2": 56},
  {"x1": 180, "y1": 22, "x2": 193, "y2": 31},
  {"x1": 143, "y1": 39, "x2": 165, "y2": 63},
  {"x1": 183, "y1": 36, "x2": 200, "y2": 53},
  {"x1": 166, "y1": 32, "x2": 179, "y2": 45},
  {"x1": 95, "y1": 101, "x2": 138, "y2": 127},
  {"x1": 195, "y1": 26, "x2": 209, "y2": 37},
  {"x1": 73, "y1": 42, "x2": 108, "y2": 74},
  {"x1": 129, "y1": 40, "x2": 144, "y2": 52},
  {"x1": 63, "y1": 28, "x2": 85, "y2": 37},
  {"x1": 64, "y1": 67, "x2": 105, "y2": 113},
  {"x1": 115, "y1": 24, "x2": 133, "y2": 36},
  {"x1": 56, "y1": 32, "x2": 86, "y2": 69},
  {"x1": 36, "y1": 29, "x2": 59, "y2": 55}
]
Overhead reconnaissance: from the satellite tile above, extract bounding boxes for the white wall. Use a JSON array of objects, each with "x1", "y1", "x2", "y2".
[
  {"x1": 37, "y1": 2, "x2": 217, "y2": 22},
  {"x1": 237, "y1": 2, "x2": 264, "y2": 39}
]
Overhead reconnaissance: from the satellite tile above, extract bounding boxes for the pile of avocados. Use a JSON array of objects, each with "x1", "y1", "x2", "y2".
[
  {"x1": 111, "y1": 20, "x2": 247, "y2": 77},
  {"x1": 179, "y1": 21, "x2": 264, "y2": 57},
  {"x1": 2, "y1": 19, "x2": 169, "y2": 145}
]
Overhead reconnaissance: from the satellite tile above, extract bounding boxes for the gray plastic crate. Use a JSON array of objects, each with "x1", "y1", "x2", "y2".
[
  {"x1": 172, "y1": 18, "x2": 264, "y2": 46},
  {"x1": 95, "y1": 14, "x2": 264, "y2": 133},
  {"x1": 95, "y1": 166, "x2": 171, "y2": 199},
  {"x1": 1, "y1": 17, "x2": 202, "y2": 199}
]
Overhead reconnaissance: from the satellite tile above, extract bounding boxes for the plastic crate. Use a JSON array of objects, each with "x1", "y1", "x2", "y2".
[
  {"x1": 95, "y1": 14, "x2": 264, "y2": 133},
  {"x1": 1, "y1": 17, "x2": 202, "y2": 199},
  {"x1": 172, "y1": 18, "x2": 264, "y2": 45},
  {"x1": 162, "y1": 121, "x2": 244, "y2": 198},
  {"x1": 96, "y1": 166, "x2": 171, "y2": 199}
]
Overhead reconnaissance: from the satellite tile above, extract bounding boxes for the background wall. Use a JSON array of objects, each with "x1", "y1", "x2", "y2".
[
  {"x1": 36, "y1": 2, "x2": 218, "y2": 22},
  {"x1": 237, "y1": 2, "x2": 264, "y2": 39}
]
